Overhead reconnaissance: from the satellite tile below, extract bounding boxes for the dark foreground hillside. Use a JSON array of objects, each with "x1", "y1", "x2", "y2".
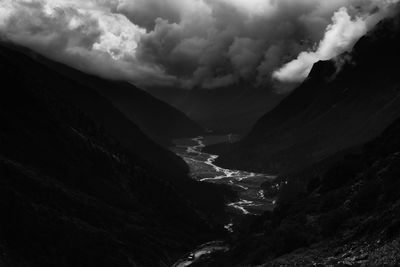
[
  {"x1": 0, "y1": 43, "x2": 235, "y2": 224},
  {"x1": 197, "y1": 87, "x2": 400, "y2": 267},
  {"x1": 216, "y1": 11, "x2": 400, "y2": 175},
  {"x1": 0, "y1": 43, "x2": 233, "y2": 266}
]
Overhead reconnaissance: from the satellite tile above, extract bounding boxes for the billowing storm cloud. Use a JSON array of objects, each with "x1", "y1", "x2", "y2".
[
  {"x1": 272, "y1": 2, "x2": 398, "y2": 85},
  {"x1": 0, "y1": 0, "x2": 398, "y2": 91}
]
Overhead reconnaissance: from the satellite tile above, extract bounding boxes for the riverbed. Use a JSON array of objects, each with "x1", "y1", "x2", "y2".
[{"x1": 172, "y1": 135, "x2": 276, "y2": 216}]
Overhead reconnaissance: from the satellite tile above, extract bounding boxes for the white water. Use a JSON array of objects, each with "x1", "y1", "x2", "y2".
[
  {"x1": 173, "y1": 135, "x2": 276, "y2": 215},
  {"x1": 172, "y1": 241, "x2": 229, "y2": 267}
]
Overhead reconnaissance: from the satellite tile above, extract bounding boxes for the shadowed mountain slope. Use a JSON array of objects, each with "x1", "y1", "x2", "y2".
[
  {"x1": 0, "y1": 42, "x2": 235, "y2": 266},
  {"x1": 5, "y1": 44, "x2": 204, "y2": 147},
  {"x1": 216, "y1": 12, "x2": 400, "y2": 174},
  {"x1": 200, "y1": 95, "x2": 400, "y2": 266},
  {"x1": 148, "y1": 85, "x2": 283, "y2": 134},
  {"x1": 0, "y1": 43, "x2": 193, "y2": 180},
  {"x1": 0, "y1": 41, "x2": 235, "y2": 220},
  {"x1": 92, "y1": 82, "x2": 204, "y2": 145},
  {"x1": 0, "y1": 67, "x2": 209, "y2": 267}
]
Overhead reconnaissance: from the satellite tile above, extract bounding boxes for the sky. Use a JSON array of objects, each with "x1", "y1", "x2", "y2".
[{"x1": 0, "y1": 0, "x2": 398, "y2": 92}]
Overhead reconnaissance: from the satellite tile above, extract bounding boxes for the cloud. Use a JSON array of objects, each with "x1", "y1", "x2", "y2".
[
  {"x1": 0, "y1": 0, "x2": 177, "y2": 87},
  {"x1": 273, "y1": 1, "x2": 399, "y2": 84},
  {"x1": 0, "y1": 0, "x2": 398, "y2": 90},
  {"x1": 117, "y1": 0, "x2": 183, "y2": 30},
  {"x1": 272, "y1": 7, "x2": 367, "y2": 83}
]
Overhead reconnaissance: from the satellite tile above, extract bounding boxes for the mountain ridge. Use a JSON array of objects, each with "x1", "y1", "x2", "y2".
[
  {"x1": 3, "y1": 41, "x2": 204, "y2": 146},
  {"x1": 215, "y1": 11, "x2": 400, "y2": 175},
  {"x1": 0, "y1": 69, "x2": 216, "y2": 266},
  {"x1": 0, "y1": 42, "x2": 237, "y2": 266}
]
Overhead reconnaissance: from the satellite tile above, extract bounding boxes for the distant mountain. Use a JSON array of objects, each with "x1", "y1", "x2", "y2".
[
  {"x1": 0, "y1": 42, "x2": 235, "y2": 266},
  {"x1": 0, "y1": 43, "x2": 191, "y2": 179},
  {"x1": 17, "y1": 46, "x2": 204, "y2": 146},
  {"x1": 91, "y1": 82, "x2": 204, "y2": 145},
  {"x1": 216, "y1": 12, "x2": 400, "y2": 174},
  {"x1": 148, "y1": 85, "x2": 283, "y2": 134}
]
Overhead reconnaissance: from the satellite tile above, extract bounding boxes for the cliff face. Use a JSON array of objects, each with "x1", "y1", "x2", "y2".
[
  {"x1": 216, "y1": 13, "x2": 400, "y2": 175},
  {"x1": 0, "y1": 42, "x2": 231, "y2": 266}
]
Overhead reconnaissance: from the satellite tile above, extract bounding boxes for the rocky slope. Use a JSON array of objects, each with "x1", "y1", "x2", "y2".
[
  {"x1": 196, "y1": 78, "x2": 400, "y2": 267},
  {"x1": 5, "y1": 43, "x2": 204, "y2": 147},
  {"x1": 216, "y1": 11, "x2": 400, "y2": 175},
  {"x1": 190, "y1": 11, "x2": 400, "y2": 267},
  {"x1": 0, "y1": 42, "x2": 233, "y2": 266},
  {"x1": 0, "y1": 43, "x2": 186, "y2": 176},
  {"x1": 0, "y1": 43, "x2": 236, "y2": 219}
]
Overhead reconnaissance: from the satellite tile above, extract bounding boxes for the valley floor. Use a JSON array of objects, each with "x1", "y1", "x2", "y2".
[
  {"x1": 172, "y1": 135, "x2": 276, "y2": 216},
  {"x1": 171, "y1": 135, "x2": 277, "y2": 266}
]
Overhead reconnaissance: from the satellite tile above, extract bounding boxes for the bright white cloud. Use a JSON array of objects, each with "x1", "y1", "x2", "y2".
[
  {"x1": 92, "y1": 11, "x2": 144, "y2": 60},
  {"x1": 273, "y1": 7, "x2": 367, "y2": 83},
  {"x1": 273, "y1": 1, "x2": 399, "y2": 84}
]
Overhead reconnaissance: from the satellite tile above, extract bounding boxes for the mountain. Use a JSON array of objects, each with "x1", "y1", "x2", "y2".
[
  {"x1": 215, "y1": 12, "x2": 400, "y2": 175},
  {"x1": 148, "y1": 85, "x2": 283, "y2": 134},
  {"x1": 0, "y1": 41, "x2": 235, "y2": 220},
  {"x1": 18, "y1": 46, "x2": 204, "y2": 146},
  {"x1": 200, "y1": 99, "x2": 400, "y2": 266},
  {"x1": 188, "y1": 11, "x2": 400, "y2": 267},
  {"x1": 0, "y1": 43, "x2": 194, "y2": 179},
  {"x1": 91, "y1": 82, "x2": 204, "y2": 145},
  {"x1": 0, "y1": 42, "x2": 235, "y2": 266}
]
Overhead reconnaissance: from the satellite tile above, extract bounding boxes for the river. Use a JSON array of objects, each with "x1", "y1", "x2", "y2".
[
  {"x1": 172, "y1": 135, "x2": 276, "y2": 266},
  {"x1": 172, "y1": 135, "x2": 276, "y2": 216}
]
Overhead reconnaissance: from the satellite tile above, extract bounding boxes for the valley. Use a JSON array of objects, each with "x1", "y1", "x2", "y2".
[
  {"x1": 1, "y1": 2, "x2": 400, "y2": 266},
  {"x1": 172, "y1": 135, "x2": 276, "y2": 216}
]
